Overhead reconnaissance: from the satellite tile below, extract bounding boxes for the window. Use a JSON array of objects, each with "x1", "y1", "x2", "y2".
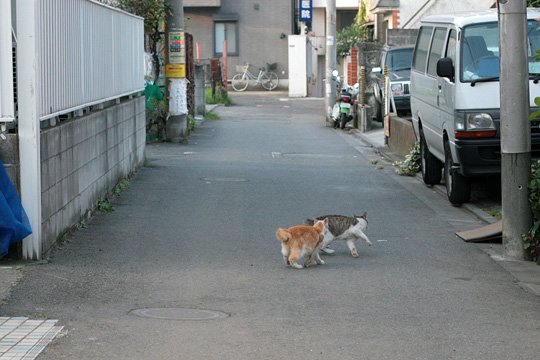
[
  {"x1": 526, "y1": 19, "x2": 540, "y2": 74},
  {"x1": 427, "y1": 27, "x2": 447, "y2": 76},
  {"x1": 446, "y1": 29, "x2": 457, "y2": 64},
  {"x1": 461, "y1": 22, "x2": 499, "y2": 81},
  {"x1": 214, "y1": 21, "x2": 238, "y2": 56},
  {"x1": 413, "y1": 26, "x2": 432, "y2": 72},
  {"x1": 385, "y1": 48, "x2": 413, "y2": 72}
]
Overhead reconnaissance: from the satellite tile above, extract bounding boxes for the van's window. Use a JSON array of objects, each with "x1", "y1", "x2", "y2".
[
  {"x1": 461, "y1": 20, "x2": 540, "y2": 80},
  {"x1": 446, "y1": 29, "x2": 457, "y2": 64},
  {"x1": 427, "y1": 28, "x2": 447, "y2": 76},
  {"x1": 461, "y1": 23, "x2": 499, "y2": 81},
  {"x1": 413, "y1": 26, "x2": 432, "y2": 72},
  {"x1": 527, "y1": 19, "x2": 540, "y2": 74}
]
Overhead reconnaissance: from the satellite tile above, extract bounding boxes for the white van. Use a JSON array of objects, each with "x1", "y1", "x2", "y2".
[{"x1": 410, "y1": 9, "x2": 540, "y2": 205}]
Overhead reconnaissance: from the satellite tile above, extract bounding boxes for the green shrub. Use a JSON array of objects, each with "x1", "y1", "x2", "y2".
[{"x1": 393, "y1": 142, "x2": 421, "y2": 176}]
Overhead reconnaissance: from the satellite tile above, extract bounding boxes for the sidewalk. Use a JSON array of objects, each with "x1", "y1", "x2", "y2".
[{"x1": 350, "y1": 126, "x2": 540, "y2": 297}]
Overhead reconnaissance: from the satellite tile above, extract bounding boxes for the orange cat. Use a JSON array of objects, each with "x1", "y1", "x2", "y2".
[{"x1": 275, "y1": 218, "x2": 329, "y2": 269}]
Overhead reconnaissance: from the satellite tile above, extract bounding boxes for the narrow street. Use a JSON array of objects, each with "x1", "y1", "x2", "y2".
[{"x1": 1, "y1": 92, "x2": 539, "y2": 359}]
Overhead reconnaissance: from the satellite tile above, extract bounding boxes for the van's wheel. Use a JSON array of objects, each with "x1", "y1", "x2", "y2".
[
  {"x1": 420, "y1": 130, "x2": 442, "y2": 186},
  {"x1": 444, "y1": 140, "x2": 471, "y2": 205}
]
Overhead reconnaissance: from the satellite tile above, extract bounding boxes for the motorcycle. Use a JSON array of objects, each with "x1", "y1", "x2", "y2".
[{"x1": 330, "y1": 70, "x2": 359, "y2": 129}]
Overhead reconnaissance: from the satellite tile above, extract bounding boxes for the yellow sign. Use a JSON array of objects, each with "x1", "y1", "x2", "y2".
[{"x1": 165, "y1": 64, "x2": 185, "y2": 78}]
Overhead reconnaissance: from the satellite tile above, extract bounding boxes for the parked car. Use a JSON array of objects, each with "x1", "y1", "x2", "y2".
[
  {"x1": 371, "y1": 45, "x2": 414, "y2": 122},
  {"x1": 410, "y1": 9, "x2": 540, "y2": 205}
]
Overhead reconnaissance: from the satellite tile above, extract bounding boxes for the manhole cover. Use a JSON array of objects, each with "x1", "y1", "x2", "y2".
[
  {"x1": 201, "y1": 177, "x2": 247, "y2": 182},
  {"x1": 130, "y1": 308, "x2": 229, "y2": 321}
]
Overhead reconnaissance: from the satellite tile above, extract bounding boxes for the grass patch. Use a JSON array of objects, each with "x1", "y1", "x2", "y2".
[
  {"x1": 205, "y1": 87, "x2": 233, "y2": 106},
  {"x1": 204, "y1": 111, "x2": 220, "y2": 121},
  {"x1": 484, "y1": 208, "x2": 502, "y2": 220},
  {"x1": 112, "y1": 179, "x2": 130, "y2": 196},
  {"x1": 98, "y1": 199, "x2": 114, "y2": 213}
]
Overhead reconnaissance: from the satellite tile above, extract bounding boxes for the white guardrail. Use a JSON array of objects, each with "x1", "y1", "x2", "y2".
[{"x1": 36, "y1": 0, "x2": 144, "y2": 121}]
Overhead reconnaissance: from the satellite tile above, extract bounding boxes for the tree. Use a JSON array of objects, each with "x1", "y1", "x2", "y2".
[
  {"x1": 336, "y1": 1, "x2": 369, "y2": 57},
  {"x1": 116, "y1": 0, "x2": 172, "y2": 84}
]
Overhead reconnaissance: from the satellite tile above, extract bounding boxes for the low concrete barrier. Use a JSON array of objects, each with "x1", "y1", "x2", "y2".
[{"x1": 388, "y1": 115, "x2": 417, "y2": 157}]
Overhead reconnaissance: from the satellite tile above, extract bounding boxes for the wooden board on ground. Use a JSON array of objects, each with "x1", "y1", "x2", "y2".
[{"x1": 455, "y1": 220, "x2": 502, "y2": 243}]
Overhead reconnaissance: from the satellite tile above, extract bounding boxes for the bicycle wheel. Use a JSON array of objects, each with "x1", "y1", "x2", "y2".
[
  {"x1": 261, "y1": 72, "x2": 279, "y2": 91},
  {"x1": 231, "y1": 73, "x2": 249, "y2": 92}
]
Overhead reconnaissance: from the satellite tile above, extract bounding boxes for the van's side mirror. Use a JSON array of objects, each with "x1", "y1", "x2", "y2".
[{"x1": 437, "y1": 57, "x2": 454, "y2": 81}]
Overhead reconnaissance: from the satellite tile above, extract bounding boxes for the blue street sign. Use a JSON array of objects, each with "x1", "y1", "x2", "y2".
[{"x1": 300, "y1": 0, "x2": 312, "y2": 23}]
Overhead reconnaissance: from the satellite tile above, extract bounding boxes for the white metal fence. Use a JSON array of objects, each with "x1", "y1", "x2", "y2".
[
  {"x1": 0, "y1": 1, "x2": 15, "y2": 123},
  {"x1": 37, "y1": 0, "x2": 144, "y2": 121}
]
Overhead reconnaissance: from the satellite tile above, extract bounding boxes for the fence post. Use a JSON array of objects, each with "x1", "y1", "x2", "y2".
[{"x1": 17, "y1": 0, "x2": 42, "y2": 260}]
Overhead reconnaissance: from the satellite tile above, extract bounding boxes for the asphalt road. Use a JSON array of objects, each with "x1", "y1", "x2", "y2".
[{"x1": 1, "y1": 92, "x2": 539, "y2": 359}]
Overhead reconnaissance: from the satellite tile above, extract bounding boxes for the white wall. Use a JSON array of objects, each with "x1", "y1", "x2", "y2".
[
  {"x1": 313, "y1": 0, "x2": 359, "y2": 9},
  {"x1": 400, "y1": 0, "x2": 495, "y2": 29},
  {"x1": 288, "y1": 36, "x2": 308, "y2": 97},
  {"x1": 312, "y1": 8, "x2": 326, "y2": 36}
]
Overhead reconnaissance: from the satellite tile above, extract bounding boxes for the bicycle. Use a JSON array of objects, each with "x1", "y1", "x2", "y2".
[{"x1": 231, "y1": 63, "x2": 279, "y2": 91}]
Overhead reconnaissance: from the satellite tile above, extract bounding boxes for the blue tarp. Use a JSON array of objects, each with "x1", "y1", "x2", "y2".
[{"x1": 0, "y1": 160, "x2": 32, "y2": 258}]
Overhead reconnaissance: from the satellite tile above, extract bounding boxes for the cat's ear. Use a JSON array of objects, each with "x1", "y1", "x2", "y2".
[
  {"x1": 361, "y1": 211, "x2": 368, "y2": 220},
  {"x1": 323, "y1": 217, "x2": 328, "y2": 225}
]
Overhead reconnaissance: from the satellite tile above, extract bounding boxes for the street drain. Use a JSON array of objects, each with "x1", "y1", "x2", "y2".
[{"x1": 130, "y1": 308, "x2": 229, "y2": 321}]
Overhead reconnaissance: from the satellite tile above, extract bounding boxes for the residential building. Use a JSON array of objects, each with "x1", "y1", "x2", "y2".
[
  {"x1": 365, "y1": 0, "x2": 496, "y2": 44},
  {"x1": 184, "y1": 0, "x2": 293, "y2": 85}
]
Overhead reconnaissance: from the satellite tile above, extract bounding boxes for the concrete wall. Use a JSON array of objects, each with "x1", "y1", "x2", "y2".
[
  {"x1": 387, "y1": 29, "x2": 418, "y2": 47},
  {"x1": 358, "y1": 42, "x2": 383, "y2": 127},
  {"x1": 0, "y1": 135, "x2": 19, "y2": 194},
  {"x1": 40, "y1": 97, "x2": 145, "y2": 255},
  {"x1": 388, "y1": 115, "x2": 417, "y2": 157}
]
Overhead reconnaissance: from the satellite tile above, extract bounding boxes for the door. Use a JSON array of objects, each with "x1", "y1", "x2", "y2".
[{"x1": 423, "y1": 26, "x2": 450, "y2": 161}]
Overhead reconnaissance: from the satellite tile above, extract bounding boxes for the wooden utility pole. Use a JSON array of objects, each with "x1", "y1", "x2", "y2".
[{"x1": 498, "y1": 0, "x2": 531, "y2": 260}]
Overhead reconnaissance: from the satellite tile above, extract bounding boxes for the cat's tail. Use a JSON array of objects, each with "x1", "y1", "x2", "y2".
[{"x1": 275, "y1": 228, "x2": 292, "y2": 243}]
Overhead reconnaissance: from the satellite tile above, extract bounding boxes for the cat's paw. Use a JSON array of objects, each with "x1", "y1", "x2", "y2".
[{"x1": 351, "y1": 249, "x2": 359, "y2": 257}]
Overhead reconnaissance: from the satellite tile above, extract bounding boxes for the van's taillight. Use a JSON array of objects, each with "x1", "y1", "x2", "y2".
[{"x1": 455, "y1": 130, "x2": 497, "y2": 139}]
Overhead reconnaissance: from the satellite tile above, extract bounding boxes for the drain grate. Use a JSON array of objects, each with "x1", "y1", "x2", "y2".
[{"x1": 130, "y1": 308, "x2": 229, "y2": 321}]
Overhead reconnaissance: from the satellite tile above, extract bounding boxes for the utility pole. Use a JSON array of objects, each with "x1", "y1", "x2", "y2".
[
  {"x1": 325, "y1": 0, "x2": 336, "y2": 126},
  {"x1": 498, "y1": 0, "x2": 531, "y2": 260},
  {"x1": 165, "y1": 0, "x2": 187, "y2": 142}
]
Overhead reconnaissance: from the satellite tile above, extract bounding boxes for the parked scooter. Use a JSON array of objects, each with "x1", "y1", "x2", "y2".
[{"x1": 330, "y1": 70, "x2": 359, "y2": 129}]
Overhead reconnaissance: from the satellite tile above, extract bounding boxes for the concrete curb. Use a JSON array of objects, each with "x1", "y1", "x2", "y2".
[{"x1": 350, "y1": 127, "x2": 540, "y2": 297}]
